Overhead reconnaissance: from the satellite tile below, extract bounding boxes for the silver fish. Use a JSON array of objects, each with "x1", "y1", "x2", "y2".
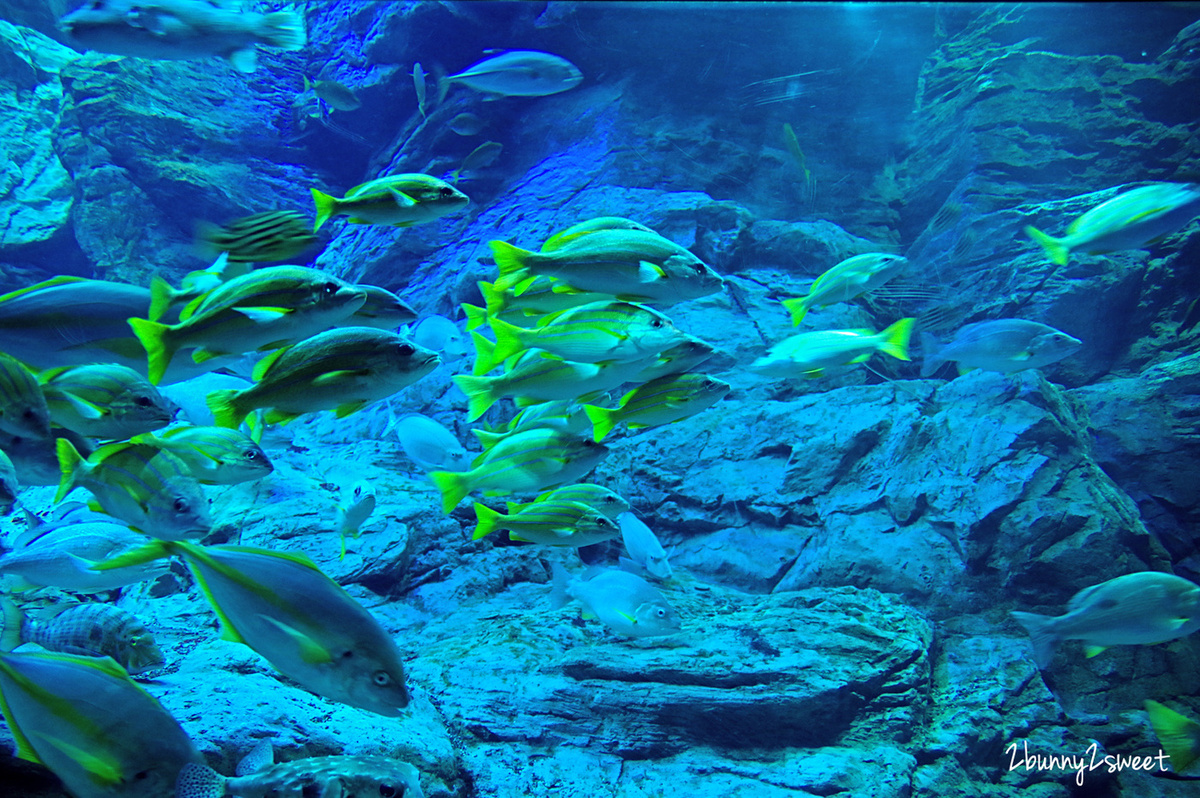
[{"x1": 444, "y1": 50, "x2": 582, "y2": 97}]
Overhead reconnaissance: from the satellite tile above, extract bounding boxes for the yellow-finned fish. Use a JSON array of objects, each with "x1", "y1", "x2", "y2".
[
  {"x1": 1024, "y1": 182, "x2": 1200, "y2": 266},
  {"x1": 95, "y1": 540, "x2": 412, "y2": 716},
  {"x1": 780, "y1": 253, "x2": 909, "y2": 326},
  {"x1": 207, "y1": 327, "x2": 440, "y2": 429},
  {"x1": 129, "y1": 266, "x2": 368, "y2": 385},
  {"x1": 197, "y1": 210, "x2": 319, "y2": 269},
  {"x1": 56, "y1": 439, "x2": 211, "y2": 540},
  {"x1": 429, "y1": 428, "x2": 608, "y2": 514},
  {"x1": 1, "y1": 600, "x2": 165, "y2": 676},
  {"x1": 0, "y1": 428, "x2": 94, "y2": 488},
  {"x1": 131, "y1": 425, "x2": 272, "y2": 485},
  {"x1": 750, "y1": 318, "x2": 914, "y2": 379},
  {"x1": 517, "y1": 483, "x2": 630, "y2": 520},
  {"x1": 541, "y1": 217, "x2": 656, "y2": 252},
  {"x1": 310, "y1": 174, "x2": 469, "y2": 231},
  {"x1": 303, "y1": 76, "x2": 362, "y2": 112},
  {"x1": 0, "y1": 352, "x2": 51, "y2": 440},
  {"x1": 0, "y1": 648, "x2": 200, "y2": 798},
  {"x1": 40, "y1": 363, "x2": 173, "y2": 440},
  {"x1": 583, "y1": 373, "x2": 730, "y2": 442},
  {"x1": 472, "y1": 499, "x2": 618, "y2": 546},
  {"x1": 473, "y1": 278, "x2": 618, "y2": 329}
]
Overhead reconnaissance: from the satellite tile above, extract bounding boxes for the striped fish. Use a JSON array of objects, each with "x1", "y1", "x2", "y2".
[
  {"x1": 519, "y1": 483, "x2": 630, "y2": 520},
  {"x1": 0, "y1": 449, "x2": 16, "y2": 515},
  {"x1": 197, "y1": 210, "x2": 319, "y2": 267},
  {"x1": 0, "y1": 352, "x2": 50, "y2": 439},
  {"x1": 40, "y1": 363, "x2": 173, "y2": 439},
  {"x1": 335, "y1": 284, "x2": 418, "y2": 330},
  {"x1": 583, "y1": 373, "x2": 730, "y2": 442},
  {"x1": 132, "y1": 425, "x2": 272, "y2": 485},
  {"x1": 472, "y1": 498, "x2": 618, "y2": 546},
  {"x1": 1, "y1": 600, "x2": 165, "y2": 675},
  {"x1": 0, "y1": 428, "x2": 94, "y2": 487},
  {"x1": 55, "y1": 439, "x2": 210, "y2": 540}
]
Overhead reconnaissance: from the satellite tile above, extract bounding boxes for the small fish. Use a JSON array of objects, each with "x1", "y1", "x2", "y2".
[
  {"x1": 781, "y1": 122, "x2": 814, "y2": 204},
  {"x1": 197, "y1": 210, "x2": 320, "y2": 268},
  {"x1": 522, "y1": 483, "x2": 630, "y2": 520},
  {"x1": 920, "y1": 319, "x2": 1081, "y2": 377},
  {"x1": 1025, "y1": 183, "x2": 1200, "y2": 266},
  {"x1": 1144, "y1": 700, "x2": 1200, "y2": 774},
  {"x1": 483, "y1": 301, "x2": 691, "y2": 371},
  {"x1": 336, "y1": 285, "x2": 418, "y2": 331},
  {"x1": 1012, "y1": 571, "x2": 1200, "y2": 667},
  {"x1": 473, "y1": 499, "x2": 618, "y2": 546},
  {"x1": 551, "y1": 564, "x2": 681, "y2": 638},
  {"x1": 59, "y1": 0, "x2": 306, "y2": 74},
  {"x1": 132, "y1": 426, "x2": 273, "y2": 485},
  {"x1": 448, "y1": 111, "x2": 486, "y2": 136},
  {"x1": 412, "y1": 62, "x2": 427, "y2": 118},
  {"x1": 311, "y1": 174, "x2": 469, "y2": 231},
  {"x1": 428, "y1": 428, "x2": 608, "y2": 514},
  {"x1": 0, "y1": 449, "x2": 16, "y2": 515},
  {"x1": 0, "y1": 428, "x2": 95, "y2": 487},
  {"x1": 176, "y1": 743, "x2": 425, "y2": 798},
  {"x1": 0, "y1": 352, "x2": 51, "y2": 439},
  {"x1": 618, "y1": 512, "x2": 672, "y2": 580},
  {"x1": 780, "y1": 253, "x2": 909, "y2": 326},
  {"x1": 161, "y1": 372, "x2": 253, "y2": 427},
  {"x1": 303, "y1": 75, "x2": 362, "y2": 112},
  {"x1": 0, "y1": 512, "x2": 168, "y2": 592},
  {"x1": 583, "y1": 373, "x2": 730, "y2": 442},
  {"x1": 444, "y1": 50, "x2": 582, "y2": 97},
  {"x1": 471, "y1": 403, "x2": 593, "y2": 453},
  {"x1": 473, "y1": 278, "x2": 618, "y2": 328},
  {"x1": 750, "y1": 318, "x2": 914, "y2": 379},
  {"x1": 56, "y1": 439, "x2": 211, "y2": 540},
  {"x1": 335, "y1": 479, "x2": 376, "y2": 559},
  {"x1": 147, "y1": 253, "x2": 233, "y2": 322},
  {"x1": 628, "y1": 338, "x2": 719, "y2": 383},
  {"x1": 131, "y1": 266, "x2": 368, "y2": 384},
  {"x1": 1, "y1": 600, "x2": 165, "y2": 675},
  {"x1": 928, "y1": 202, "x2": 963, "y2": 237},
  {"x1": 95, "y1": 541, "x2": 412, "y2": 716},
  {"x1": 451, "y1": 141, "x2": 502, "y2": 182},
  {"x1": 389, "y1": 413, "x2": 472, "y2": 473},
  {"x1": 541, "y1": 217, "x2": 656, "y2": 252},
  {"x1": 207, "y1": 328, "x2": 440, "y2": 429},
  {"x1": 490, "y1": 229, "x2": 724, "y2": 304},
  {"x1": 0, "y1": 648, "x2": 201, "y2": 798},
  {"x1": 40, "y1": 363, "x2": 173, "y2": 440},
  {"x1": 409, "y1": 315, "x2": 468, "y2": 360}
]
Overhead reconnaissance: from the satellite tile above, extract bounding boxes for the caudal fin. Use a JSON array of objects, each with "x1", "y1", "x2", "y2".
[
  {"x1": 1011, "y1": 611, "x2": 1060, "y2": 668},
  {"x1": 583, "y1": 404, "x2": 618, "y2": 442},
  {"x1": 54, "y1": 438, "x2": 84, "y2": 503},
  {"x1": 311, "y1": 188, "x2": 339, "y2": 232},
  {"x1": 490, "y1": 241, "x2": 533, "y2": 293},
  {"x1": 1024, "y1": 225, "x2": 1070, "y2": 267},
  {"x1": 487, "y1": 317, "x2": 527, "y2": 367},
  {"x1": 781, "y1": 296, "x2": 809, "y2": 327},
  {"x1": 207, "y1": 389, "x2": 248, "y2": 430},
  {"x1": 259, "y1": 10, "x2": 307, "y2": 50},
  {"x1": 919, "y1": 331, "x2": 945, "y2": 378},
  {"x1": 877, "y1": 317, "x2": 914, "y2": 362},
  {"x1": 453, "y1": 374, "x2": 499, "y2": 422},
  {"x1": 472, "y1": 502, "x2": 502, "y2": 540},
  {"x1": 1145, "y1": 700, "x2": 1200, "y2": 774},
  {"x1": 429, "y1": 470, "x2": 470, "y2": 515},
  {"x1": 175, "y1": 762, "x2": 228, "y2": 798},
  {"x1": 127, "y1": 317, "x2": 175, "y2": 385}
]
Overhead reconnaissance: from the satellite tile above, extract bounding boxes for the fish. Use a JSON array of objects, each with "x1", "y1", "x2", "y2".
[
  {"x1": 0, "y1": 600, "x2": 165, "y2": 675},
  {"x1": 920, "y1": 319, "x2": 1081, "y2": 377},
  {"x1": 448, "y1": 111, "x2": 486, "y2": 136},
  {"x1": 521, "y1": 483, "x2": 630, "y2": 520},
  {"x1": 444, "y1": 50, "x2": 583, "y2": 97},
  {"x1": 0, "y1": 352, "x2": 51, "y2": 439},
  {"x1": 0, "y1": 428, "x2": 96, "y2": 487},
  {"x1": 59, "y1": 0, "x2": 306, "y2": 74},
  {"x1": 750, "y1": 318, "x2": 914, "y2": 379},
  {"x1": 130, "y1": 266, "x2": 368, "y2": 384},
  {"x1": 781, "y1": 122, "x2": 815, "y2": 205},
  {"x1": 1024, "y1": 182, "x2": 1200, "y2": 266},
  {"x1": 471, "y1": 403, "x2": 593, "y2": 452},
  {"x1": 408, "y1": 315, "x2": 468, "y2": 360},
  {"x1": 303, "y1": 76, "x2": 362, "y2": 112},
  {"x1": 176, "y1": 742, "x2": 425, "y2": 798},
  {"x1": 335, "y1": 479, "x2": 376, "y2": 559},
  {"x1": 1011, "y1": 571, "x2": 1200, "y2": 667},
  {"x1": 450, "y1": 141, "x2": 503, "y2": 182},
  {"x1": 160, "y1": 372, "x2": 254, "y2": 427},
  {"x1": 207, "y1": 328, "x2": 440, "y2": 429},
  {"x1": 473, "y1": 500, "x2": 619, "y2": 546},
  {"x1": 0, "y1": 512, "x2": 168, "y2": 592},
  {"x1": 1144, "y1": 700, "x2": 1200, "y2": 774},
  {"x1": 490, "y1": 229, "x2": 724, "y2": 304},
  {"x1": 389, "y1": 413, "x2": 472, "y2": 473},
  {"x1": 412, "y1": 62, "x2": 427, "y2": 118},
  {"x1": 583, "y1": 373, "x2": 731, "y2": 442},
  {"x1": 197, "y1": 210, "x2": 320, "y2": 268},
  {"x1": 311, "y1": 174, "x2": 469, "y2": 231},
  {"x1": 618, "y1": 512, "x2": 672, "y2": 580},
  {"x1": 780, "y1": 253, "x2": 909, "y2": 326},
  {"x1": 428, "y1": 428, "x2": 608, "y2": 514},
  {"x1": 0, "y1": 449, "x2": 16, "y2": 515},
  {"x1": 39, "y1": 363, "x2": 173, "y2": 440},
  {"x1": 473, "y1": 278, "x2": 619, "y2": 328},
  {"x1": 541, "y1": 216, "x2": 656, "y2": 252},
  {"x1": 482, "y1": 301, "x2": 692, "y2": 371},
  {"x1": 147, "y1": 253, "x2": 233, "y2": 322},
  {"x1": 56, "y1": 439, "x2": 211, "y2": 541},
  {"x1": 454, "y1": 347, "x2": 651, "y2": 422},
  {"x1": 0, "y1": 648, "x2": 201, "y2": 798},
  {"x1": 551, "y1": 564, "x2": 682, "y2": 638},
  {"x1": 627, "y1": 338, "x2": 719, "y2": 383},
  {"x1": 131, "y1": 426, "x2": 273, "y2": 485},
  {"x1": 336, "y1": 285, "x2": 418, "y2": 331},
  {"x1": 95, "y1": 541, "x2": 412, "y2": 715}
]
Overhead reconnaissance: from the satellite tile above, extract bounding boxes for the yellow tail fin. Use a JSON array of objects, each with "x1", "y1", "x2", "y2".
[
  {"x1": 127, "y1": 317, "x2": 174, "y2": 385},
  {"x1": 206, "y1": 389, "x2": 247, "y2": 430},
  {"x1": 583, "y1": 405, "x2": 618, "y2": 442},
  {"x1": 877, "y1": 318, "x2": 915, "y2": 361},
  {"x1": 780, "y1": 296, "x2": 809, "y2": 326},
  {"x1": 429, "y1": 470, "x2": 470, "y2": 515},
  {"x1": 472, "y1": 502, "x2": 502, "y2": 540},
  {"x1": 1145, "y1": 700, "x2": 1200, "y2": 774},
  {"x1": 453, "y1": 374, "x2": 498, "y2": 422},
  {"x1": 311, "y1": 188, "x2": 339, "y2": 232},
  {"x1": 1024, "y1": 225, "x2": 1070, "y2": 266},
  {"x1": 490, "y1": 240, "x2": 533, "y2": 293},
  {"x1": 487, "y1": 317, "x2": 527, "y2": 366}
]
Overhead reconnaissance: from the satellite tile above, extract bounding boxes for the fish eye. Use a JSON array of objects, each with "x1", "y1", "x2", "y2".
[
  {"x1": 173, "y1": 498, "x2": 190, "y2": 512},
  {"x1": 134, "y1": 395, "x2": 153, "y2": 407},
  {"x1": 439, "y1": 187, "x2": 456, "y2": 197},
  {"x1": 22, "y1": 409, "x2": 37, "y2": 419},
  {"x1": 133, "y1": 770, "x2": 150, "y2": 781},
  {"x1": 243, "y1": 449, "x2": 259, "y2": 460},
  {"x1": 379, "y1": 785, "x2": 398, "y2": 797},
  {"x1": 90, "y1": 0, "x2": 104, "y2": 8},
  {"x1": 322, "y1": 281, "x2": 340, "y2": 295},
  {"x1": 692, "y1": 264, "x2": 705, "y2": 275},
  {"x1": 655, "y1": 608, "x2": 667, "y2": 618},
  {"x1": 372, "y1": 670, "x2": 392, "y2": 686},
  {"x1": 397, "y1": 344, "x2": 415, "y2": 357},
  {"x1": 650, "y1": 319, "x2": 664, "y2": 328}
]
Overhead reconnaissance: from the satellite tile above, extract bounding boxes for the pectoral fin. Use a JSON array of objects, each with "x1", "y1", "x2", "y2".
[
  {"x1": 34, "y1": 733, "x2": 123, "y2": 786},
  {"x1": 389, "y1": 189, "x2": 418, "y2": 207},
  {"x1": 1083, "y1": 645, "x2": 1107, "y2": 658},
  {"x1": 638, "y1": 261, "x2": 667, "y2": 283},
  {"x1": 235, "y1": 307, "x2": 292, "y2": 324},
  {"x1": 258, "y1": 615, "x2": 333, "y2": 664}
]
